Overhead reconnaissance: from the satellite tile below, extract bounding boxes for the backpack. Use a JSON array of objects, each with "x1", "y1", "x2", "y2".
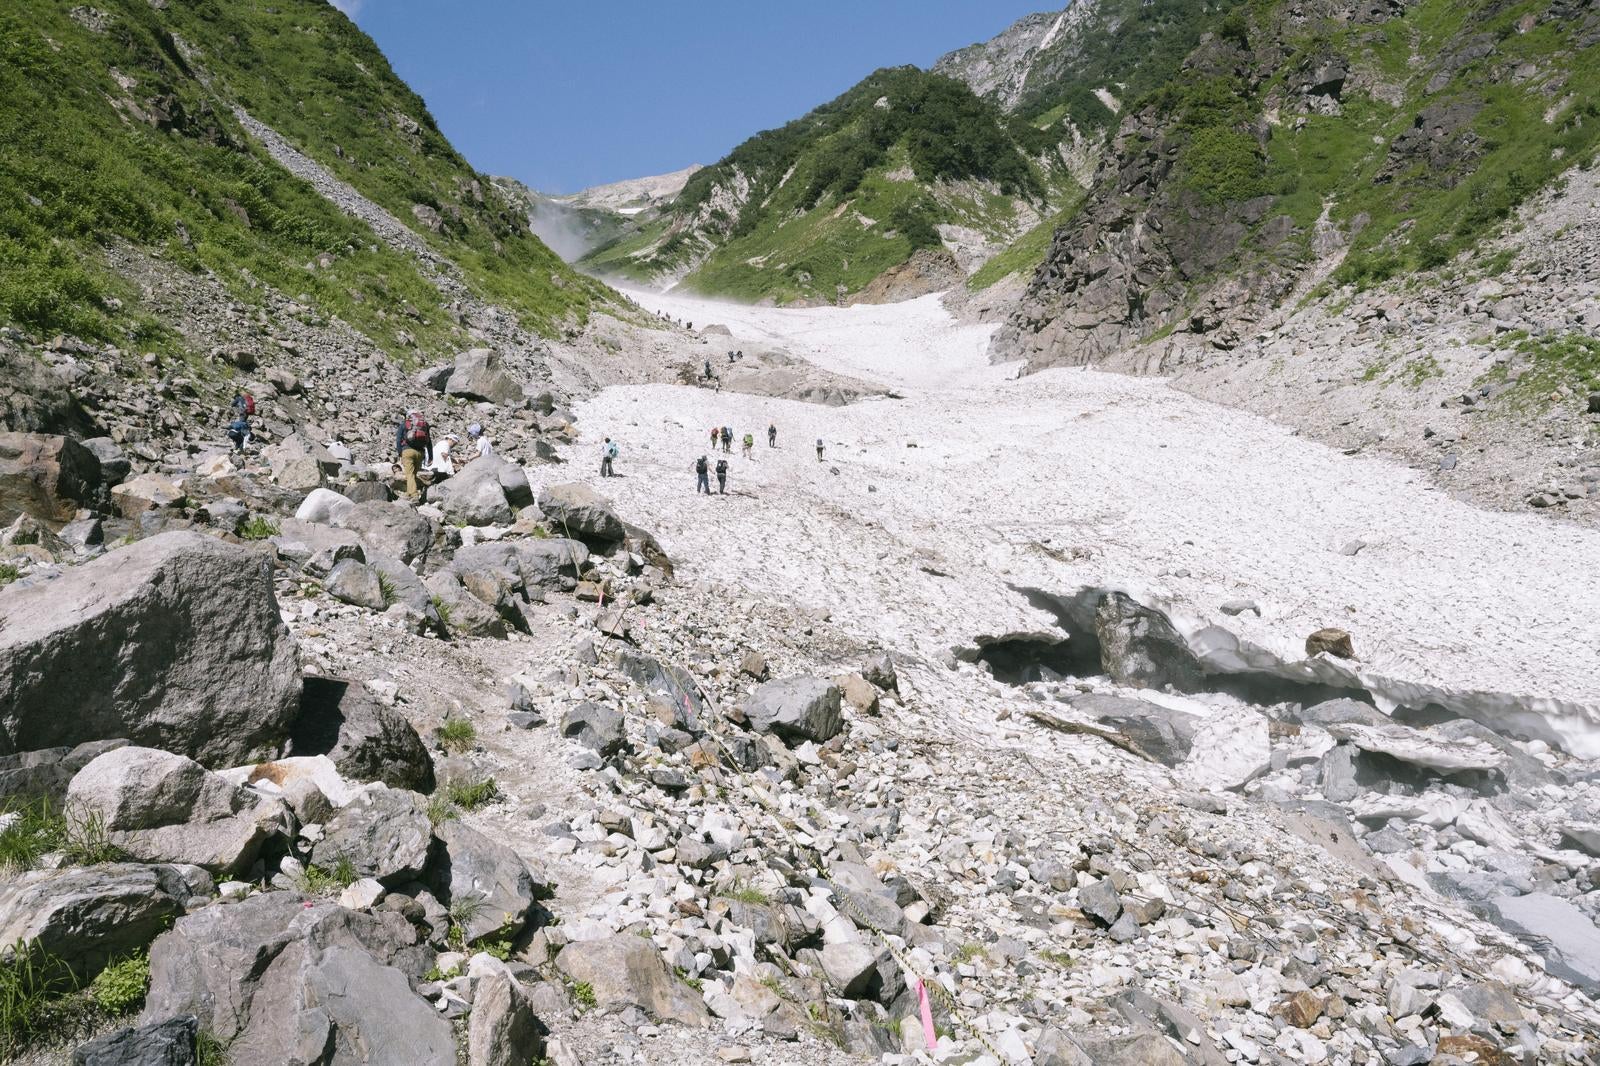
[
  {"x1": 606, "y1": 442, "x2": 619, "y2": 459},
  {"x1": 716, "y1": 460, "x2": 728, "y2": 474},
  {"x1": 234, "y1": 392, "x2": 256, "y2": 416},
  {"x1": 404, "y1": 414, "x2": 430, "y2": 444},
  {"x1": 696, "y1": 457, "x2": 708, "y2": 474}
]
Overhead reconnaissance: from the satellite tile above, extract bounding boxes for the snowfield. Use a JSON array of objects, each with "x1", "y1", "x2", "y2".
[{"x1": 578, "y1": 290, "x2": 1600, "y2": 754}]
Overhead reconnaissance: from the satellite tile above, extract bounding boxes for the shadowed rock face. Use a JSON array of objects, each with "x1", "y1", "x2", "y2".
[
  {"x1": 142, "y1": 893, "x2": 453, "y2": 1066},
  {"x1": 0, "y1": 531, "x2": 303, "y2": 767}
]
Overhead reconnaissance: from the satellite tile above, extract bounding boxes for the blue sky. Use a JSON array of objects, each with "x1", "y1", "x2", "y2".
[{"x1": 334, "y1": 1, "x2": 1053, "y2": 194}]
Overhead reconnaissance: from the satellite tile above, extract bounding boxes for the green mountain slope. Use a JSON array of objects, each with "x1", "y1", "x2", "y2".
[
  {"x1": 996, "y1": 0, "x2": 1600, "y2": 368},
  {"x1": 580, "y1": 67, "x2": 1079, "y2": 305},
  {"x1": 0, "y1": 0, "x2": 609, "y2": 362}
]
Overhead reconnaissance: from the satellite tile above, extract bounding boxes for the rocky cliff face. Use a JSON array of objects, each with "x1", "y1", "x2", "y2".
[
  {"x1": 931, "y1": 6, "x2": 1094, "y2": 112},
  {"x1": 994, "y1": 0, "x2": 1600, "y2": 372}
]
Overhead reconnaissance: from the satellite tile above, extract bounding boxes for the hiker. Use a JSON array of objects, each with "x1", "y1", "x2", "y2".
[
  {"x1": 816, "y1": 438, "x2": 824, "y2": 461},
  {"x1": 226, "y1": 414, "x2": 251, "y2": 453},
  {"x1": 767, "y1": 423, "x2": 777, "y2": 448},
  {"x1": 715, "y1": 456, "x2": 729, "y2": 494},
  {"x1": 395, "y1": 409, "x2": 433, "y2": 499},
  {"x1": 728, "y1": 351, "x2": 735, "y2": 364},
  {"x1": 465, "y1": 422, "x2": 494, "y2": 463},
  {"x1": 601, "y1": 437, "x2": 619, "y2": 477},
  {"x1": 742, "y1": 432, "x2": 754, "y2": 458},
  {"x1": 704, "y1": 358, "x2": 712, "y2": 380},
  {"x1": 695, "y1": 454, "x2": 711, "y2": 495},
  {"x1": 720, "y1": 426, "x2": 732, "y2": 453},
  {"x1": 230, "y1": 391, "x2": 256, "y2": 419},
  {"x1": 429, "y1": 433, "x2": 460, "y2": 476}
]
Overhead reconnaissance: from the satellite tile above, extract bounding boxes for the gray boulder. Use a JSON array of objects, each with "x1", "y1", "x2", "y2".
[
  {"x1": 0, "y1": 432, "x2": 102, "y2": 528},
  {"x1": 0, "y1": 739, "x2": 128, "y2": 806},
  {"x1": 429, "y1": 820, "x2": 543, "y2": 944},
  {"x1": 310, "y1": 786, "x2": 433, "y2": 886},
  {"x1": 66, "y1": 746, "x2": 285, "y2": 876},
  {"x1": 1094, "y1": 592, "x2": 1204, "y2": 692},
  {"x1": 446, "y1": 349, "x2": 523, "y2": 406},
  {"x1": 73, "y1": 1014, "x2": 198, "y2": 1066},
  {"x1": 0, "y1": 864, "x2": 196, "y2": 981},
  {"x1": 425, "y1": 570, "x2": 509, "y2": 639},
  {"x1": 0, "y1": 532, "x2": 302, "y2": 766},
  {"x1": 862, "y1": 652, "x2": 898, "y2": 692},
  {"x1": 617, "y1": 649, "x2": 703, "y2": 731},
  {"x1": 142, "y1": 893, "x2": 452, "y2": 1066},
  {"x1": 291, "y1": 678, "x2": 435, "y2": 793},
  {"x1": 332, "y1": 500, "x2": 432, "y2": 565},
  {"x1": 1291, "y1": 697, "x2": 1389, "y2": 728},
  {"x1": 325, "y1": 558, "x2": 387, "y2": 610},
  {"x1": 451, "y1": 538, "x2": 589, "y2": 592},
  {"x1": 467, "y1": 973, "x2": 545, "y2": 1066},
  {"x1": 79, "y1": 437, "x2": 131, "y2": 487},
  {"x1": 744, "y1": 677, "x2": 843, "y2": 744},
  {"x1": 560, "y1": 702, "x2": 625, "y2": 755},
  {"x1": 72, "y1": 1011, "x2": 196, "y2": 1056},
  {"x1": 1481, "y1": 892, "x2": 1600, "y2": 994},
  {"x1": 433, "y1": 457, "x2": 515, "y2": 527},
  {"x1": 554, "y1": 935, "x2": 710, "y2": 1026},
  {"x1": 1067, "y1": 693, "x2": 1200, "y2": 768},
  {"x1": 537, "y1": 483, "x2": 625, "y2": 546}
]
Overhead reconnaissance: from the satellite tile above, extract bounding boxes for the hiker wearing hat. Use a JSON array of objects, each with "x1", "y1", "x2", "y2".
[
  {"x1": 395, "y1": 409, "x2": 433, "y2": 499},
  {"x1": 429, "y1": 432, "x2": 460, "y2": 476},
  {"x1": 466, "y1": 423, "x2": 495, "y2": 463}
]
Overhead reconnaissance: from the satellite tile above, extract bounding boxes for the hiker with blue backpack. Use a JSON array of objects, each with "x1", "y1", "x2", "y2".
[{"x1": 601, "y1": 437, "x2": 619, "y2": 477}]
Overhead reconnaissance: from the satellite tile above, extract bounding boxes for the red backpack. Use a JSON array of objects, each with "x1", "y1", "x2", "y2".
[{"x1": 404, "y1": 414, "x2": 430, "y2": 443}]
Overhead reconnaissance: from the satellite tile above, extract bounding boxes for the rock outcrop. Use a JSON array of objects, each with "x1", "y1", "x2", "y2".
[
  {"x1": 0, "y1": 531, "x2": 302, "y2": 766},
  {"x1": 142, "y1": 893, "x2": 453, "y2": 1065}
]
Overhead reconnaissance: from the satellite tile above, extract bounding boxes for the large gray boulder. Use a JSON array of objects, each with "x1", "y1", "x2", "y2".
[
  {"x1": 537, "y1": 483, "x2": 625, "y2": 546},
  {"x1": 332, "y1": 500, "x2": 432, "y2": 565},
  {"x1": 445, "y1": 349, "x2": 523, "y2": 406},
  {"x1": 0, "y1": 431, "x2": 101, "y2": 528},
  {"x1": 425, "y1": 570, "x2": 510, "y2": 639},
  {"x1": 324, "y1": 558, "x2": 387, "y2": 610},
  {"x1": 467, "y1": 973, "x2": 545, "y2": 1066},
  {"x1": 0, "y1": 864, "x2": 197, "y2": 981},
  {"x1": 429, "y1": 820, "x2": 543, "y2": 944},
  {"x1": 1094, "y1": 592, "x2": 1204, "y2": 693},
  {"x1": 73, "y1": 1014, "x2": 198, "y2": 1066},
  {"x1": 291, "y1": 678, "x2": 435, "y2": 793},
  {"x1": 1481, "y1": 893, "x2": 1600, "y2": 994},
  {"x1": 1066, "y1": 693, "x2": 1200, "y2": 768},
  {"x1": 309, "y1": 786, "x2": 432, "y2": 886},
  {"x1": 66, "y1": 746, "x2": 286, "y2": 876},
  {"x1": 744, "y1": 677, "x2": 843, "y2": 744},
  {"x1": 142, "y1": 893, "x2": 452, "y2": 1066},
  {"x1": 451, "y1": 537, "x2": 589, "y2": 591},
  {"x1": 554, "y1": 935, "x2": 710, "y2": 1026},
  {"x1": 559, "y1": 702, "x2": 624, "y2": 755},
  {"x1": 0, "y1": 532, "x2": 302, "y2": 766},
  {"x1": 433, "y1": 457, "x2": 515, "y2": 527}
]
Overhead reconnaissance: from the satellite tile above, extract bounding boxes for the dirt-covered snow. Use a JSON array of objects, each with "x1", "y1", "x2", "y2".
[{"x1": 578, "y1": 289, "x2": 1600, "y2": 754}]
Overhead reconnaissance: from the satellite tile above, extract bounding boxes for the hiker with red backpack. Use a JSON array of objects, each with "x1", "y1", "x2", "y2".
[{"x1": 395, "y1": 409, "x2": 433, "y2": 500}]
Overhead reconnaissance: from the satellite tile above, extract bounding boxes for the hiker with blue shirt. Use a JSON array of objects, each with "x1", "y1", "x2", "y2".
[{"x1": 601, "y1": 437, "x2": 619, "y2": 477}]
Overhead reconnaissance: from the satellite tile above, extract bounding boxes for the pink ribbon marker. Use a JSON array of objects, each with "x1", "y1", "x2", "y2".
[{"x1": 916, "y1": 979, "x2": 937, "y2": 1052}]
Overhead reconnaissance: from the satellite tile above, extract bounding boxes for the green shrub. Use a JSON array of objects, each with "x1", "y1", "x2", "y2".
[
  {"x1": 436, "y1": 717, "x2": 477, "y2": 753},
  {"x1": 444, "y1": 777, "x2": 500, "y2": 811},
  {"x1": 88, "y1": 953, "x2": 150, "y2": 1016},
  {"x1": 237, "y1": 516, "x2": 279, "y2": 541},
  {"x1": 0, "y1": 563, "x2": 19, "y2": 586}
]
